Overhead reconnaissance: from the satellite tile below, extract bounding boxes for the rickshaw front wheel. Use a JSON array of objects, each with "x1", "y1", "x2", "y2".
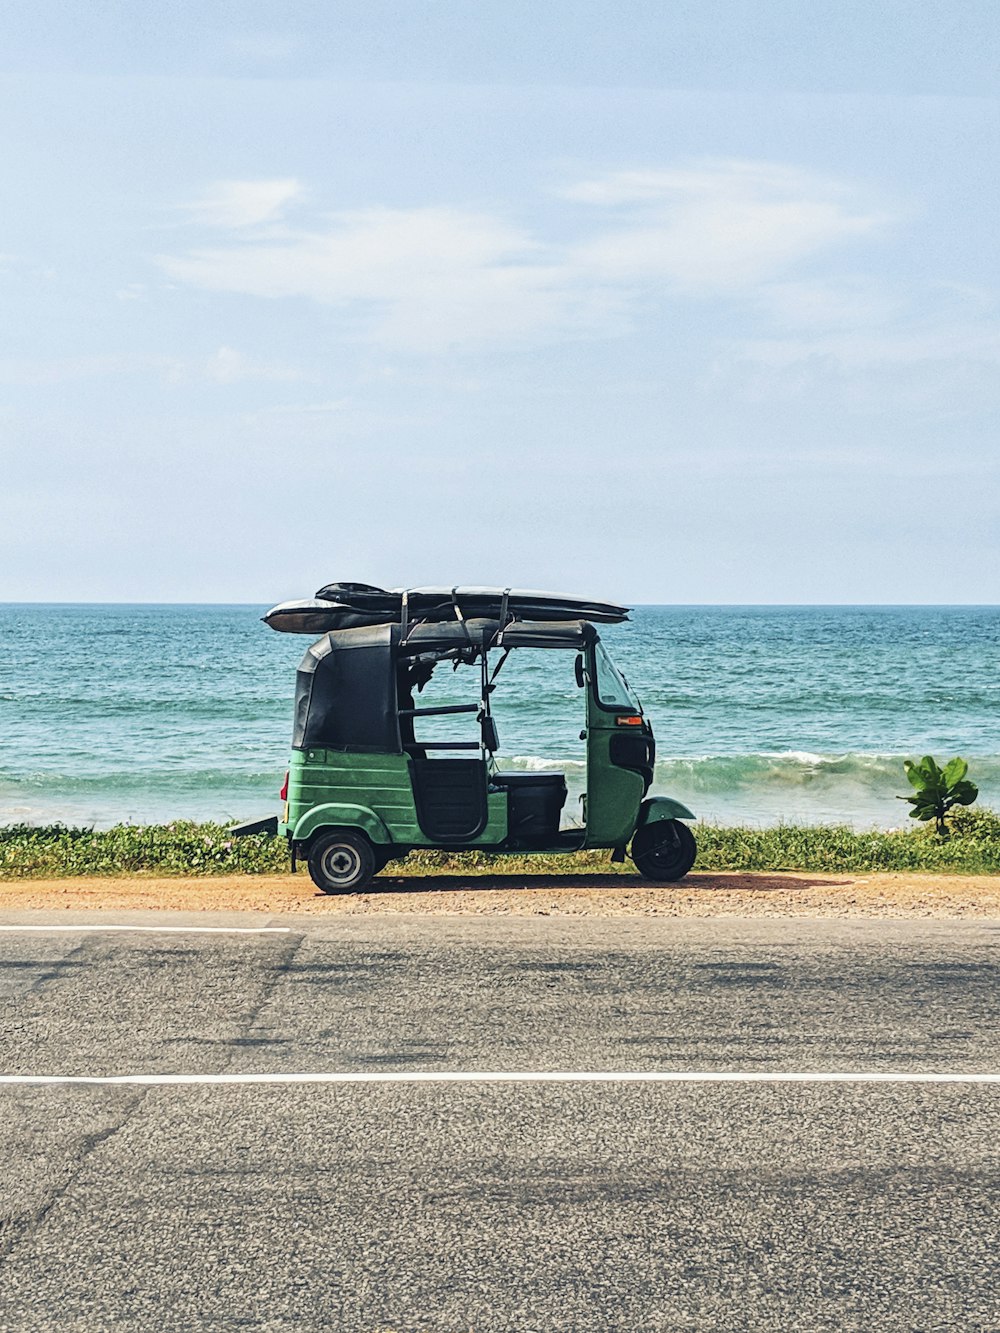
[
  {"x1": 631, "y1": 820, "x2": 696, "y2": 882},
  {"x1": 307, "y1": 829, "x2": 376, "y2": 894}
]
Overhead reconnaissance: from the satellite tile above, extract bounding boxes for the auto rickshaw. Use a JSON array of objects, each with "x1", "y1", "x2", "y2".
[{"x1": 255, "y1": 584, "x2": 697, "y2": 893}]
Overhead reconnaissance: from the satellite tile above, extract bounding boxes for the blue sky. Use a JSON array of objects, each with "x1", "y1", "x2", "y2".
[{"x1": 2, "y1": 2, "x2": 998, "y2": 602}]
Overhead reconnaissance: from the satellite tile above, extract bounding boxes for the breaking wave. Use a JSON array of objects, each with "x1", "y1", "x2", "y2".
[
  {"x1": 500, "y1": 751, "x2": 1000, "y2": 828},
  {"x1": 5, "y1": 750, "x2": 999, "y2": 831}
]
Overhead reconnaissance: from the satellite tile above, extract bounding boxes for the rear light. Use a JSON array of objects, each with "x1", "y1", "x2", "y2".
[
  {"x1": 615, "y1": 715, "x2": 644, "y2": 727},
  {"x1": 279, "y1": 771, "x2": 289, "y2": 801}
]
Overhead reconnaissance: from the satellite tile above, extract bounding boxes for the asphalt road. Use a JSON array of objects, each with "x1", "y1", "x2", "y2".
[{"x1": 1, "y1": 913, "x2": 999, "y2": 1331}]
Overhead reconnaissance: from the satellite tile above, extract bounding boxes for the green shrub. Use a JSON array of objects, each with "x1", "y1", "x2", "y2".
[
  {"x1": 0, "y1": 821, "x2": 290, "y2": 880},
  {"x1": 2, "y1": 813, "x2": 1000, "y2": 880},
  {"x1": 898, "y1": 755, "x2": 978, "y2": 836},
  {"x1": 946, "y1": 805, "x2": 1000, "y2": 841}
]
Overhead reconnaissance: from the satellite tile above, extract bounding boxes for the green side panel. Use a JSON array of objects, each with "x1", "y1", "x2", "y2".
[
  {"x1": 293, "y1": 803, "x2": 393, "y2": 845},
  {"x1": 583, "y1": 695, "x2": 644, "y2": 849},
  {"x1": 637, "y1": 795, "x2": 696, "y2": 825},
  {"x1": 284, "y1": 748, "x2": 508, "y2": 848},
  {"x1": 470, "y1": 790, "x2": 508, "y2": 846},
  {"x1": 286, "y1": 749, "x2": 421, "y2": 844}
]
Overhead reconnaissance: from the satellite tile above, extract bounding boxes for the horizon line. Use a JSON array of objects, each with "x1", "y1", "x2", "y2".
[{"x1": 1, "y1": 601, "x2": 999, "y2": 610}]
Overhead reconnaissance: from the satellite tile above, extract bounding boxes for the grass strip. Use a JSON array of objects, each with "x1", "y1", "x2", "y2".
[{"x1": 2, "y1": 807, "x2": 999, "y2": 879}]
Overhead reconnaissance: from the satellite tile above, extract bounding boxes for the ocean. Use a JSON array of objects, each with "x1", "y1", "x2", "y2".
[{"x1": 1, "y1": 604, "x2": 997, "y2": 829}]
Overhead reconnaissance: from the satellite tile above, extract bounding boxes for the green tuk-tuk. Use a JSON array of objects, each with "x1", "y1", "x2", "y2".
[{"x1": 259, "y1": 584, "x2": 696, "y2": 893}]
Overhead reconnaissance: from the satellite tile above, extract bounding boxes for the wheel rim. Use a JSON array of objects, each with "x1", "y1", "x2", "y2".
[
  {"x1": 320, "y1": 843, "x2": 362, "y2": 886},
  {"x1": 646, "y1": 844, "x2": 684, "y2": 875}
]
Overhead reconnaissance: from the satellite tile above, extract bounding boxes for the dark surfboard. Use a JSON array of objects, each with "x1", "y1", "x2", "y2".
[{"x1": 263, "y1": 585, "x2": 629, "y2": 634}]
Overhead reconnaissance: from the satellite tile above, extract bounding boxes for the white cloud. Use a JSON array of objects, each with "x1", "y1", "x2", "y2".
[
  {"x1": 183, "y1": 178, "x2": 303, "y2": 229},
  {"x1": 567, "y1": 161, "x2": 889, "y2": 291},
  {"x1": 157, "y1": 161, "x2": 895, "y2": 351},
  {"x1": 167, "y1": 207, "x2": 540, "y2": 298},
  {"x1": 160, "y1": 206, "x2": 611, "y2": 350},
  {"x1": 564, "y1": 161, "x2": 851, "y2": 206}
]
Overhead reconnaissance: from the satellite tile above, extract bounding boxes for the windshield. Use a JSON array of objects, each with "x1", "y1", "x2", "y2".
[{"x1": 593, "y1": 641, "x2": 642, "y2": 711}]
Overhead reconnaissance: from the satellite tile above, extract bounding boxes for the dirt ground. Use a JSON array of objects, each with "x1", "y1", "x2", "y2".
[{"x1": 2, "y1": 869, "x2": 1000, "y2": 917}]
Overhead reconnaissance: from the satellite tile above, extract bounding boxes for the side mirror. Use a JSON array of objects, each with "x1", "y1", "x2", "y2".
[
  {"x1": 481, "y1": 714, "x2": 500, "y2": 754},
  {"x1": 574, "y1": 654, "x2": 586, "y2": 689}
]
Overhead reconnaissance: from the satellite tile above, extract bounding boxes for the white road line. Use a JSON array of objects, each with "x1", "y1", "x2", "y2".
[
  {"x1": 1, "y1": 1071, "x2": 998, "y2": 1087},
  {"x1": 0, "y1": 925, "x2": 290, "y2": 935}
]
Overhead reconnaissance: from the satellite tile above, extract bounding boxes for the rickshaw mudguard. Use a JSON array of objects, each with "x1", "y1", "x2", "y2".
[
  {"x1": 292, "y1": 802, "x2": 393, "y2": 846},
  {"x1": 637, "y1": 795, "x2": 696, "y2": 826}
]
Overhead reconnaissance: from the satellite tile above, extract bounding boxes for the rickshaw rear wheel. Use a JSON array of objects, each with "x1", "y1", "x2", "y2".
[
  {"x1": 631, "y1": 820, "x2": 696, "y2": 882},
  {"x1": 307, "y1": 829, "x2": 376, "y2": 894}
]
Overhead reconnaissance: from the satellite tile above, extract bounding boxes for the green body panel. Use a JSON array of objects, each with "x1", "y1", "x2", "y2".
[
  {"x1": 637, "y1": 795, "x2": 696, "y2": 825},
  {"x1": 285, "y1": 750, "x2": 414, "y2": 843},
  {"x1": 282, "y1": 748, "x2": 507, "y2": 847},
  {"x1": 293, "y1": 802, "x2": 393, "y2": 846},
  {"x1": 582, "y1": 688, "x2": 645, "y2": 849},
  {"x1": 477, "y1": 790, "x2": 508, "y2": 844}
]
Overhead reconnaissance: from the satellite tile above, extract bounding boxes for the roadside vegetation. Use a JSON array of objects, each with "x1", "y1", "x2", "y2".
[
  {"x1": 898, "y1": 755, "x2": 979, "y2": 835},
  {"x1": 2, "y1": 806, "x2": 999, "y2": 880}
]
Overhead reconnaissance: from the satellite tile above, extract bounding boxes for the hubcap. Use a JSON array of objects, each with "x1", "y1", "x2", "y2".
[{"x1": 322, "y1": 845, "x2": 361, "y2": 883}]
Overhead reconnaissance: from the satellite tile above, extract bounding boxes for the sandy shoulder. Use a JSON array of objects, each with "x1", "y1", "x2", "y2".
[{"x1": 2, "y1": 869, "x2": 999, "y2": 917}]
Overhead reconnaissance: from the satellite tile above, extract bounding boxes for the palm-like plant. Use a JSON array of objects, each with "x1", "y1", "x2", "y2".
[{"x1": 899, "y1": 756, "x2": 978, "y2": 836}]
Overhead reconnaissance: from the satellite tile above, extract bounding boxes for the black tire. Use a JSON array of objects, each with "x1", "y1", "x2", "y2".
[
  {"x1": 307, "y1": 830, "x2": 376, "y2": 894},
  {"x1": 631, "y1": 820, "x2": 697, "y2": 882}
]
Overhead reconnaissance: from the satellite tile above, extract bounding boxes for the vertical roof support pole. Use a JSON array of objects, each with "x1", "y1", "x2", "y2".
[
  {"x1": 480, "y1": 637, "x2": 488, "y2": 760},
  {"x1": 451, "y1": 586, "x2": 473, "y2": 649}
]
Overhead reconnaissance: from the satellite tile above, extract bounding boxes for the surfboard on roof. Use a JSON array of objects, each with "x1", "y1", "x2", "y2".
[{"x1": 262, "y1": 583, "x2": 630, "y2": 635}]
